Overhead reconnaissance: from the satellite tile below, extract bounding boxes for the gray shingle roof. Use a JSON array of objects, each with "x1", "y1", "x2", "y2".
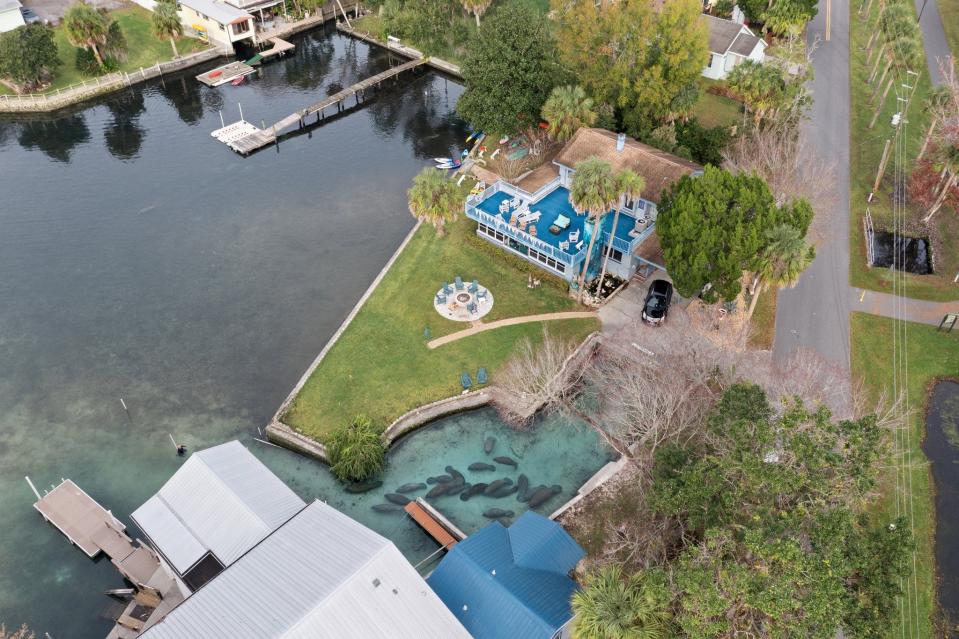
[
  {"x1": 729, "y1": 30, "x2": 764, "y2": 56},
  {"x1": 704, "y1": 14, "x2": 763, "y2": 57},
  {"x1": 139, "y1": 500, "x2": 472, "y2": 639}
]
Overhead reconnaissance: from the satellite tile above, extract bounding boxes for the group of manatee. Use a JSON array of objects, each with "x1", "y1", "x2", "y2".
[{"x1": 368, "y1": 435, "x2": 563, "y2": 520}]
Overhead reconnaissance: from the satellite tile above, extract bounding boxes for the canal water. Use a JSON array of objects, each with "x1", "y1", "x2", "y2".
[
  {"x1": 0, "y1": 25, "x2": 481, "y2": 637},
  {"x1": 923, "y1": 380, "x2": 959, "y2": 635}
]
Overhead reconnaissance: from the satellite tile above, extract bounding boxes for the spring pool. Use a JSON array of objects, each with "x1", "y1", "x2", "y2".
[{"x1": 251, "y1": 406, "x2": 615, "y2": 564}]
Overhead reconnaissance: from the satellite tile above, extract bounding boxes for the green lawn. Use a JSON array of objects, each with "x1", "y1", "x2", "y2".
[
  {"x1": 46, "y1": 6, "x2": 206, "y2": 92},
  {"x1": 939, "y1": 0, "x2": 959, "y2": 60},
  {"x1": 747, "y1": 287, "x2": 777, "y2": 350},
  {"x1": 851, "y1": 312, "x2": 959, "y2": 637},
  {"x1": 849, "y1": 2, "x2": 959, "y2": 301},
  {"x1": 283, "y1": 215, "x2": 600, "y2": 441},
  {"x1": 691, "y1": 78, "x2": 743, "y2": 129}
]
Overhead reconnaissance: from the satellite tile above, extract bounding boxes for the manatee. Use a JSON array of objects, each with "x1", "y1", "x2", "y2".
[
  {"x1": 384, "y1": 493, "x2": 411, "y2": 505},
  {"x1": 396, "y1": 482, "x2": 426, "y2": 494},
  {"x1": 460, "y1": 483, "x2": 488, "y2": 501},
  {"x1": 516, "y1": 474, "x2": 530, "y2": 502},
  {"x1": 446, "y1": 466, "x2": 465, "y2": 483},
  {"x1": 426, "y1": 484, "x2": 450, "y2": 498},
  {"x1": 484, "y1": 478, "x2": 514, "y2": 495},
  {"x1": 344, "y1": 479, "x2": 383, "y2": 494},
  {"x1": 434, "y1": 474, "x2": 453, "y2": 483},
  {"x1": 468, "y1": 462, "x2": 496, "y2": 471},
  {"x1": 484, "y1": 436, "x2": 496, "y2": 455},
  {"x1": 483, "y1": 508, "x2": 514, "y2": 518},
  {"x1": 426, "y1": 477, "x2": 437, "y2": 485},
  {"x1": 446, "y1": 483, "x2": 469, "y2": 495},
  {"x1": 528, "y1": 485, "x2": 562, "y2": 508},
  {"x1": 492, "y1": 485, "x2": 519, "y2": 498},
  {"x1": 372, "y1": 503, "x2": 404, "y2": 513},
  {"x1": 494, "y1": 456, "x2": 517, "y2": 468}
]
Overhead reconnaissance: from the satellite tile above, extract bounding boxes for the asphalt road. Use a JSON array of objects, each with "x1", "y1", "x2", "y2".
[
  {"x1": 773, "y1": 0, "x2": 853, "y2": 369},
  {"x1": 914, "y1": 0, "x2": 951, "y2": 84}
]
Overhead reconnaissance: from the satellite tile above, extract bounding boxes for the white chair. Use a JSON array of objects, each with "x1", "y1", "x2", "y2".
[
  {"x1": 499, "y1": 200, "x2": 510, "y2": 214},
  {"x1": 510, "y1": 196, "x2": 521, "y2": 209},
  {"x1": 568, "y1": 229, "x2": 580, "y2": 243},
  {"x1": 575, "y1": 240, "x2": 584, "y2": 251},
  {"x1": 559, "y1": 241, "x2": 570, "y2": 251}
]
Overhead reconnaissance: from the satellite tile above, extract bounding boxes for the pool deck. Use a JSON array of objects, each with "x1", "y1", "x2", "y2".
[{"x1": 474, "y1": 187, "x2": 640, "y2": 255}]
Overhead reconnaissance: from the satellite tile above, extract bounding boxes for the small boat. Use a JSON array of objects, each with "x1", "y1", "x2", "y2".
[
  {"x1": 435, "y1": 162, "x2": 461, "y2": 170},
  {"x1": 209, "y1": 70, "x2": 223, "y2": 78},
  {"x1": 231, "y1": 75, "x2": 246, "y2": 86},
  {"x1": 434, "y1": 157, "x2": 453, "y2": 164}
]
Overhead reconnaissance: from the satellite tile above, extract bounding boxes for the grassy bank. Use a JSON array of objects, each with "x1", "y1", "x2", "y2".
[
  {"x1": 284, "y1": 215, "x2": 599, "y2": 441},
  {"x1": 851, "y1": 312, "x2": 959, "y2": 636},
  {"x1": 45, "y1": 6, "x2": 206, "y2": 93},
  {"x1": 692, "y1": 78, "x2": 743, "y2": 129},
  {"x1": 747, "y1": 288, "x2": 777, "y2": 350},
  {"x1": 849, "y1": 2, "x2": 959, "y2": 301}
]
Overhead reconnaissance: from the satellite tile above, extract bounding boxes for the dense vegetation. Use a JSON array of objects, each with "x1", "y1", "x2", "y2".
[
  {"x1": 571, "y1": 384, "x2": 912, "y2": 639},
  {"x1": 0, "y1": 24, "x2": 58, "y2": 90},
  {"x1": 326, "y1": 415, "x2": 387, "y2": 482}
]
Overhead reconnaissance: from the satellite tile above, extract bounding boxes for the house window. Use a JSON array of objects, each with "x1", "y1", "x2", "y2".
[
  {"x1": 218, "y1": 23, "x2": 224, "y2": 30},
  {"x1": 231, "y1": 21, "x2": 248, "y2": 35},
  {"x1": 603, "y1": 246, "x2": 624, "y2": 264}
]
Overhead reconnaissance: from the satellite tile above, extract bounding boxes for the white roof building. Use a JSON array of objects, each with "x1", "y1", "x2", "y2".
[
  {"x1": 0, "y1": 0, "x2": 25, "y2": 33},
  {"x1": 131, "y1": 441, "x2": 305, "y2": 590},
  {"x1": 702, "y1": 10, "x2": 767, "y2": 80},
  {"x1": 138, "y1": 499, "x2": 473, "y2": 639}
]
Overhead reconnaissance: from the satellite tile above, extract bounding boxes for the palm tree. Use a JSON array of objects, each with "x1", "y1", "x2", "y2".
[
  {"x1": 597, "y1": 169, "x2": 645, "y2": 297},
  {"x1": 461, "y1": 0, "x2": 492, "y2": 27},
  {"x1": 63, "y1": 0, "x2": 109, "y2": 67},
  {"x1": 727, "y1": 61, "x2": 786, "y2": 126},
  {"x1": 407, "y1": 168, "x2": 460, "y2": 236},
  {"x1": 748, "y1": 224, "x2": 815, "y2": 316},
  {"x1": 868, "y1": 35, "x2": 922, "y2": 129},
  {"x1": 571, "y1": 566, "x2": 671, "y2": 639},
  {"x1": 541, "y1": 85, "x2": 598, "y2": 142},
  {"x1": 569, "y1": 157, "x2": 621, "y2": 302},
  {"x1": 152, "y1": 0, "x2": 183, "y2": 59}
]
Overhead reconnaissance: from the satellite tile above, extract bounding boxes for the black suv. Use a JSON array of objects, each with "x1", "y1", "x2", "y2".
[{"x1": 641, "y1": 279, "x2": 673, "y2": 325}]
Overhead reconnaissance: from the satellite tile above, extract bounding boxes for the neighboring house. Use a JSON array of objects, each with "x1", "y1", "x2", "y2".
[
  {"x1": 138, "y1": 498, "x2": 472, "y2": 639},
  {"x1": 131, "y1": 440, "x2": 305, "y2": 591},
  {"x1": 465, "y1": 127, "x2": 702, "y2": 283},
  {"x1": 176, "y1": 0, "x2": 254, "y2": 52},
  {"x1": 427, "y1": 512, "x2": 586, "y2": 639},
  {"x1": 0, "y1": 0, "x2": 25, "y2": 32},
  {"x1": 702, "y1": 10, "x2": 767, "y2": 80}
]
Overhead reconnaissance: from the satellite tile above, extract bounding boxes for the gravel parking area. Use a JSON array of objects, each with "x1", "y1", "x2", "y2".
[{"x1": 24, "y1": 0, "x2": 128, "y2": 24}]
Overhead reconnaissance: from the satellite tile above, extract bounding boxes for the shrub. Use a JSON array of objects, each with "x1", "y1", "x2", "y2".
[
  {"x1": 675, "y1": 118, "x2": 730, "y2": 167},
  {"x1": 326, "y1": 415, "x2": 386, "y2": 482}
]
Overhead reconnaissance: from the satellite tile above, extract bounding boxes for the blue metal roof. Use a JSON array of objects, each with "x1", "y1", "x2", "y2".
[{"x1": 427, "y1": 512, "x2": 585, "y2": 639}]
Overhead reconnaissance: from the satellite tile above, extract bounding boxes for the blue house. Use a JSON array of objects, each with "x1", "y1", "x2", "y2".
[
  {"x1": 427, "y1": 512, "x2": 586, "y2": 639},
  {"x1": 465, "y1": 128, "x2": 703, "y2": 284}
]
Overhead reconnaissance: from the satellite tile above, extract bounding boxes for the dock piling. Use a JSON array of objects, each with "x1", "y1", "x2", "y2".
[
  {"x1": 238, "y1": 102, "x2": 244, "y2": 122},
  {"x1": 25, "y1": 476, "x2": 41, "y2": 500},
  {"x1": 219, "y1": 110, "x2": 225, "y2": 128}
]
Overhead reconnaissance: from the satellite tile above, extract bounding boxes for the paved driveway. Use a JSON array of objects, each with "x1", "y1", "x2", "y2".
[
  {"x1": 773, "y1": 0, "x2": 853, "y2": 370},
  {"x1": 24, "y1": 0, "x2": 126, "y2": 24}
]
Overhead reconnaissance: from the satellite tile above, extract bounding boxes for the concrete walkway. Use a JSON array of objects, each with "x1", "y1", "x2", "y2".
[
  {"x1": 852, "y1": 287, "x2": 959, "y2": 324},
  {"x1": 914, "y1": 0, "x2": 952, "y2": 84},
  {"x1": 426, "y1": 311, "x2": 598, "y2": 349}
]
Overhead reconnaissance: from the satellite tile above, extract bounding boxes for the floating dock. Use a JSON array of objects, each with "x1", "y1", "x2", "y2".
[
  {"x1": 405, "y1": 498, "x2": 465, "y2": 549},
  {"x1": 33, "y1": 479, "x2": 127, "y2": 558},
  {"x1": 257, "y1": 37, "x2": 295, "y2": 63},
  {"x1": 196, "y1": 61, "x2": 256, "y2": 87},
  {"x1": 212, "y1": 56, "x2": 429, "y2": 154}
]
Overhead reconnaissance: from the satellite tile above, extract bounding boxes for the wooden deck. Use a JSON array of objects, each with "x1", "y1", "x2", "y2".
[
  {"x1": 34, "y1": 479, "x2": 127, "y2": 558},
  {"x1": 196, "y1": 62, "x2": 256, "y2": 87},
  {"x1": 214, "y1": 57, "x2": 429, "y2": 154},
  {"x1": 405, "y1": 498, "x2": 465, "y2": 549}
]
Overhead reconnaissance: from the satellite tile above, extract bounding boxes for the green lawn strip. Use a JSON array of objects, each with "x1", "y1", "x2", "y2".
[
  {"x1": 938, "y1": 0, "x2": 959, "y2": 58},
  {"x1": 691, "y1": 78, "x2": 743, "y2": 129},
  {"x1": 47, "y1": 6, "x2": 206, "y2": 93},
  {"x1": 851, "y1": 312, "x2": 959, "y2": 637},
  {"x1": 849, "y1": 2, "x2": 959, "y2": 301},
  {"x1": 747, "y1": 287, "x2": 777, "y2": 350},
  {"x1": 284, "y1": 216, "x2": 598, "y2": 440}
]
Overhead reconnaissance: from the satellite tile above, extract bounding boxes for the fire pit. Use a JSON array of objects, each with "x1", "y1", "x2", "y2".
[
  {"x1": 433, "y1": 280, "x2": 494, "y2": 322},
  {"x1": 456, "y1": 292, "x2": 472, "y2": 303}
]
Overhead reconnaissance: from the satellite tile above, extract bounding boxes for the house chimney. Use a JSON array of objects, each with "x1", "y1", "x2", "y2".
[
  {"x1": 616, "y1": 133, "x2": 626, "y2": 152},
  {"x1": 731, "y1": 5, "x2": 745, "y2": 24}
]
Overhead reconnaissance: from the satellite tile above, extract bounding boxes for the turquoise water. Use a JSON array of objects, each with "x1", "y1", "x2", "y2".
[{"x1": 251, "y1": 406, "x2": 614, "y2": 566}]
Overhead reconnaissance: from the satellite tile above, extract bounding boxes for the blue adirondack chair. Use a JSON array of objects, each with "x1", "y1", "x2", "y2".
[
  {"x1": 461, "y1": 372, "x2": 473, "y2": 390},
  {"x1": 436, "y1": 292, "x2": 447, "y2": 304},
  {"x1": 477, "y1": 288, "x2": 488, "y2": 301},
  {"x1": 477, "y1": 367, "x2": 488, "y2": 385},
  {"x1": 467, "y1": 302, "x2": 477, "y2": 314},
  {"x1": 442, "y1": 281, "x2": 452, "y2": 295},
  {"x1": 469, "y1": 279, "x2": 479, "y2": 294},
  {"x1": 455, "y1": 276, "x2": 464, "y2": 291}
]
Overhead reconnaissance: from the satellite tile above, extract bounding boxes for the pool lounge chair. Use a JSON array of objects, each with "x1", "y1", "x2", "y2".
[
  {"x1": 477, "y1": 367, "x2": 488, "y2": 385},
  {"x1": 455, "y1": 276, "x2": 464, "y2": 291},
  {"x1": 549, "y1": 214, "x2": 571, "y2": 235},
  {"x1": 461, "y1": 372, "x2": 473, "y2": 390}
]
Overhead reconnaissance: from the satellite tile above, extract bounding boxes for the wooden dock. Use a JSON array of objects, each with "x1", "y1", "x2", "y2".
[
  {"x1": 212, "y1": 56, "x2": 429, "y2": 154},
  {"x1": 405, "y1": 498, "x2": 465, "y2": 549},
  {"x1": 34, "y1": 479, "x2": 127, "y2": 558},
  {"x1": 196, "y1": 61, "x2": 256, "y2": 87}
]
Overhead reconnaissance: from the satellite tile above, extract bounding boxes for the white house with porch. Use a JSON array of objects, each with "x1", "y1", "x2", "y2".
[
  {"x1": 702, "y1": 10, "x2": 767, "y2": 80},
  {"x1": 465, "y1": 128, "x2": 702, "y2": 285}
]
